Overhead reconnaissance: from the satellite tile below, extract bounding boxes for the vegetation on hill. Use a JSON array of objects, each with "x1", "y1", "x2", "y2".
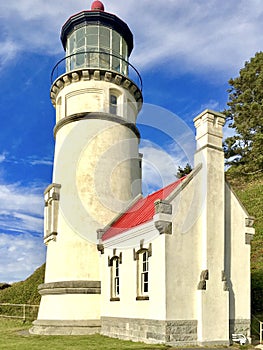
[
  {"x1": 0, "y1": 283, "x2": 11, "y2": 290},
  {"x1": 223, "y1": 51, "x2": 263, "y2": 314},
  {"x1": 226, "y1": 170, "x2": 263, "y2": 313},
  {"x1": 0, "y1": 264, "x2": 45, "y2": 305}
]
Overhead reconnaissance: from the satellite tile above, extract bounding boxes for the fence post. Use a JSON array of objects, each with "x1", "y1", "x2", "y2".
[{"x1": 23, "y1": 304, "x2": 26, "y2": 322}]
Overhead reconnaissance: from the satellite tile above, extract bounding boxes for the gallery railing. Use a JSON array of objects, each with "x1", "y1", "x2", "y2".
[{"x1": 51, "y1": 50, "x2": 143, "y2": 91}]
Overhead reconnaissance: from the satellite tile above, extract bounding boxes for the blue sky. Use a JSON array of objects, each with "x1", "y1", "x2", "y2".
[{"x1": 0, "y1": 0, "x2": 263, "y2": 283}]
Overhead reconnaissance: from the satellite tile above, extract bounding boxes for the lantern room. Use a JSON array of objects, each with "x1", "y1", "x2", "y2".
[{"x1": 60, "y1": 1, "x2": 134, "y2": 76}]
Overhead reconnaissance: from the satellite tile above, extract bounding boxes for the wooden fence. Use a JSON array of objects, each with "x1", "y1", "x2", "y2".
[{"x1": 0, "y1": 303, "x2": 39, "y2": 321}]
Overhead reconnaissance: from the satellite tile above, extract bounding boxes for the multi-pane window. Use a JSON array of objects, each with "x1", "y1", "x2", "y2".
[
  {"x1": 66, "y1": 25, "x2": 128, "y2": 74},
  {"x1": 109, "y1": 255, "x2": 121, "y2": 301},
  {"x1": 114, "y1": 259, "x2": 120, "y2": 296},
  {"x1": 135, "y1": 247, "x2": 151, "y2": 300},
  {"x1": 141, "y1": 251, "x2": 149, "y2": 294}
]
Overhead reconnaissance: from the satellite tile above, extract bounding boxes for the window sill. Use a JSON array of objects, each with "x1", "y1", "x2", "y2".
[
  {"x1": 110, "y1": 297, "x2": 120, "y2": 302},
  {"x1": 136, "y1": 296, "x2": 149, "y2": 301}
]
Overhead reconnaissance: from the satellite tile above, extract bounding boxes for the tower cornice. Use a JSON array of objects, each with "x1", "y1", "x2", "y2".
[{"x1": 50, "y1": 68, "x2": 143, "y2": 109}]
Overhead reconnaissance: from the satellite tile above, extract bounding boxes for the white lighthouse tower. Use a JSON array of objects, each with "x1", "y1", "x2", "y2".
[{"x1": 31, "y1": 0, "x2": 143, "y2": 335}]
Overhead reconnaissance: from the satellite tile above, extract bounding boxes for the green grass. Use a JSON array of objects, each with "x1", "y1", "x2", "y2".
[{"x1": 0, "y1": 318, "x2": 168, "y2": 350}]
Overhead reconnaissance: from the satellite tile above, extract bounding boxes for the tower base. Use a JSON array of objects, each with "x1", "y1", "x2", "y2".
[{"x1": 29, "y1": 319, "x2": 101, "y2": 335}]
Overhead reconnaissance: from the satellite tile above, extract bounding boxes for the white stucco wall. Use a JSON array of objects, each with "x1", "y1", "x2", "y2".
[
  {"x1": 101, "y1": 230, "x2": 167, "y2": 320},
  {"x1": 165, "y1": 172, "x2": 202, "y2": 321},
  {"x1": 225, "y1": 183, "x2": 252, "y2": 322},
  {"x1": 37, "y1": 294, "x2": 101, "y2": 320},
  {"x1": 54, "y1": 79, "x2": 139, "y2": 123}
]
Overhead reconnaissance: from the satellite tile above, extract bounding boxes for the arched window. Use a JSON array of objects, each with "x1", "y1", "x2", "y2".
[
  {"x1": 140, "y1": 250, "x2": 149, "y2": 294},
  {"x1": 134, "y1": 243, "x2": 152, "y2": 300},
  {"x1": 108, "y1": 252, "x2": 122, "y2": 301}
]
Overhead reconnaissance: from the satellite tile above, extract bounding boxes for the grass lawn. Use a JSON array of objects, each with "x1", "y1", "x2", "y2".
[{"x1": 0, "y1": 318, "x2": 168, "y2": 350}]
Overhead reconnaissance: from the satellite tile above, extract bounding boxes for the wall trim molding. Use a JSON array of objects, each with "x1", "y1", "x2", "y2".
[
  {"x1": 53, "y1": 112, "x2": 140, "y2": 140},
  {"x1": 38, "y1": 280, "x2": 101, "y2": 295}
]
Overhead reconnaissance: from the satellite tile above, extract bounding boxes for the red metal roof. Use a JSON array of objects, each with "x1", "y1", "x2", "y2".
[{"x1": 102, "y1": 177, "x2": 185, "y2": 241}]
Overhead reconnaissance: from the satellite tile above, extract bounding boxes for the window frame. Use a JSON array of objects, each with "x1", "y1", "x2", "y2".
[
  {"x1": 109, "y1": 93, "x2": 118, "y2": 115},
  {"x1": 135, "y1": 245, "x2": 152, "y2": 301},
  {"x1": 109, "y1": 253, "x2": 122, "y2": 302}
]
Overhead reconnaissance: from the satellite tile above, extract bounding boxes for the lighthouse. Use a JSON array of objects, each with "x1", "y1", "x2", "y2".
[{"x1": 31, "y1": 1, "x2": 143, "y2": 335}]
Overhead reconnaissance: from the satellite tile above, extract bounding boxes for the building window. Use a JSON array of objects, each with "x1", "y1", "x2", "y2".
[
  {"x1": 141, "y1": 251, "x2": 149, "y2": 294},
  {"x1": 134, "y1": 243, "x2": 152, "y2": 300},
  {"x1": 114, "y1": 259, "x2": 120, "y2": 296},
  {"x1": 110, "y1": 94, "x2": 117, "y2": 114},
  {"x1": 109, "y1": 251, "x2": 122, "y2": 301}
]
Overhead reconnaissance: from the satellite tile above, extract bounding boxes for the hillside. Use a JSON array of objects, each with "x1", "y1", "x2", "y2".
[
  {"x1": 0, "y1": 264, "x2": 45, "y2": 305},
  {"x1": 226, "y1": 171, "x2": 263, "y2": 313}
]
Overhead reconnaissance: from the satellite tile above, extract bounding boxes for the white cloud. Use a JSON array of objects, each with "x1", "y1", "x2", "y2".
[
  {"x1": 1, "y1": 1, "x2": 263, "y2": 77},
  {"x1": 0, "y1": 212, "x2": 43, "y2": 234},
  {"x1": 0, "y1": 232, "x2": 45, "y2": 283},
  {"x1": 199, "y1": 100, "x2": 220, "y2": 113},
  {"x1": 140, "y1": 139, "x2": 190, "y2": 194},
  {"x1": 3, "y1": 153, "x2": 53, "y2": 167},
  {"x1": 0, "y1": 183, "x2": 43, "y2": 217},
  {"x1": 0, "y1": 180, "x2": 45, "y2": 282},
  {"x1": 27, "y1": 159, "x2": 53, "y2": 166},
  {"x1": 0, "y1": 153, "x2": 6, "y2": 163}
]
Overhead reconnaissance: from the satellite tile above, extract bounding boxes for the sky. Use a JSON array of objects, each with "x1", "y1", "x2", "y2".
[{"x1": 0, "y1": 0, "x2": 263, "y2": 283}]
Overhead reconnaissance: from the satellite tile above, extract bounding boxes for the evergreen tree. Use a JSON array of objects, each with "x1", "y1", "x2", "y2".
[
  {"x1": 224, "y1": 52, "x2": 263, "y2": 174},
  {"x1": 176, "y1": 163, "x2": 192, "y2": 178}
]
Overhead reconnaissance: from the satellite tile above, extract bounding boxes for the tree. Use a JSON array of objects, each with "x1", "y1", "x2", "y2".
[
  {"x1": 176, "y1": 163, "x2": 192, "y2": 178},
  {"x1": 224, "y1": 51, "x2": 263, "y2": 174}
]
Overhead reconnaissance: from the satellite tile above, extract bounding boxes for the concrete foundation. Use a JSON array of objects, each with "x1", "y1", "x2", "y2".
[{"x1": 101, "y1": 317, "x2": 197, "y2": 344}]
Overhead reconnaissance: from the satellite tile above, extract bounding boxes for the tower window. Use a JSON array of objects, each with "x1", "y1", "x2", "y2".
[{"x1": 110, "y1": 94, "x2": 118, "y2": 114}]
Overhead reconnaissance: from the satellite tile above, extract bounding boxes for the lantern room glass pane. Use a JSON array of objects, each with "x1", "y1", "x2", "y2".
[
  {"x1": 76, "y1": 27, "x2": 85, "y2": 48},
  {"x1": 69, "y1": 34, "x2": 75, "y2": 53},
  {"x1": 87, "y1": 26, "x2": 99, "y2": 47},
  {"x1": 112, "y1": 31, "x2": 121, "y2": 56},
  {"x1": 99, "y1": 27, "x2": 110, "y2": 50},
  {"x1": 100, "y1": 51, "x2": 110, "y2": 69},
  {"x1": 122, "y1": 38, "x2": 128, "y2": 61},
  {"x1": 76, "y1": 50, "x2": 85, "y2": 67}
]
